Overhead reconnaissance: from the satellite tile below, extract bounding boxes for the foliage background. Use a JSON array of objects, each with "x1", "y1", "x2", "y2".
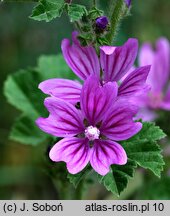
[{"x1": 0, "y1": 0, "x2": 170, "y2": 199}]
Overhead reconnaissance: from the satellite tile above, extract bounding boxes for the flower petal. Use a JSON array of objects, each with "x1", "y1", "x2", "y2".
[
  {"x1": 62, "y1": 32, "x2": 100, "y2": 81},
  {"x1": 90, "y1": 139, "x2": 127, "y2": 176},
  {"x1": 160, "y1": 85, "x2": 170, "y2": 110},
  {"x1": 139, "y1": 43, "x2": 154, "y2": 67},
  {"x1": 49, "y1": 137, "x2": 91, "y2": 174},
  {"x1": 39, "y1": 78, "x2": 82, "y2": 104},
  {"x1": 120, "y1": 65, "x2": 136, "y2": 82},
  {"x1": 100, "y1": 101, "x2": 142, "y2": 141},
  {"x1": 135, "y1": 108, "x2": 157, "y2": 122},
  {"x1": 155, "y1": 38, "x2": 170, "y2": 90},
  {"x1": 139, "y1": 38, "x2": 170, "y2": 92},
  {"x1": 36, "y1": 97, "x2": 84, "y2": 137},
  {"x1": 81, "y1": 75, "x2": 118, "y2": 125},
  {"x1": 100, "y1": 38, "x2": 138, "y2": 82},
  {"x1": 118, "y1": 66, "x2": 151, "y2": 98}
]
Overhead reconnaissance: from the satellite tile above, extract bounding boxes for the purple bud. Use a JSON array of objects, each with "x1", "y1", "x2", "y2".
[
  {"x1": 125, "y1": 0, "x2": 131, "y2": 7},
  {"x1": 95, "y1": 16, "x2": 109, "y2": 30}
]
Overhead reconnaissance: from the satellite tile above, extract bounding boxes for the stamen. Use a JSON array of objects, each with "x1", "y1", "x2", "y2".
[{"x1": 85, "y1": 126, "x2": 100, "y2": 141}]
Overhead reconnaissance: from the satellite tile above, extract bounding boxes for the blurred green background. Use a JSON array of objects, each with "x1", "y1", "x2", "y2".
[{"x1": 0, "y1": 0, "x2": 170, "y2": 199}]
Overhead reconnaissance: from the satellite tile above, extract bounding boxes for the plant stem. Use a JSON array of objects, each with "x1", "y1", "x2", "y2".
[
  {"x1": 93, "y1": 0, "x2": 96, "y2": 7},
  {"x1": 106, "y1": 0, "x2": 125, "y2": 44}
]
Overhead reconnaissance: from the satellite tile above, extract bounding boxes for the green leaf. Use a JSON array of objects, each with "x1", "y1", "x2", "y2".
[
  {"x1": 67, "y1": 4, "x2": 87, "y2": 22},
  {"x1": 88, "y1": 7, "x2": 103, "y2": 20},
  {"x1": 37, "y1": 54, "x2": 77, "y2": 80},
  {"x1": 98, "y1": 160, "x2": 137, "y2": 196},
  {"x1": 4, "y1": 54, "x2": 76, "y2": 145},
  {"x1": 77, "y1": 34, "x2": 93, "y2": 46},
  {"x1": 67, "y1": 165, "x2": 92, "y2": 188},
  {"x1": 121, "y1": 122, "x2": 166, "y2": 177},
  {"x1": 4, "y1": 69, "x2": 46, "y2": 119},
  {"x1": 97, "y1": 37, "x2": 109, "y2": 45},
  {"x1": 30, "y1": 0, "x2": 65, "y2": 22},
  {"x1": 10, "y1": 115, "x2": 49, "y2": 145},
  {"x1": 4, "y1": 54, "x2": 74, "y2": 117}
]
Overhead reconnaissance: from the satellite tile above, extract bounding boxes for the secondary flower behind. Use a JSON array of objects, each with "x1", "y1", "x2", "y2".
[
  {"x1": 135, "y1": 38, "x2": 170, "y2": 121},
  {"x1": 36, "y1": 75, "x2": 142, "y2": 175}
]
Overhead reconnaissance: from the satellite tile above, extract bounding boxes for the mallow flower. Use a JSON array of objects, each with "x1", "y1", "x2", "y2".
[
  {"x1": 36, "y1": 75, "x2": 142, "y2": 175},
  {"x1": 135, "y1": 38, "x2": 170, "y2": 121},
  {"x1": 39, "y1": 32, "x2": 150, "y2": 105}
]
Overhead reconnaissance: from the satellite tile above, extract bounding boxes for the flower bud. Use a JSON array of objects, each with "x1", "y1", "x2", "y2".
[
  {"x1": 125, "y1": 0, "x2": 131, "y2": 7},
  {"x1": 95, "y1": 16, "x2": 109, "y2": 30}
]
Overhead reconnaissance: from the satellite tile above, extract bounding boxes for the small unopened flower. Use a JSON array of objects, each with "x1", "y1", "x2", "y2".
[
  {"x1": 135, "y1": 38, "x2": 170, "y2": 121},
  {"x1": 95, "y1": 16, "x2": 109, "y2": 30},
  {"x1": 36, "y1": 75, "x2": 142, "y2": 175},
  {"x1": 125, "y1": 0, "x2": 131, "y2": 7},
  {"x1": 39, "y1": 32, "x2": 150, "y2": 105}
]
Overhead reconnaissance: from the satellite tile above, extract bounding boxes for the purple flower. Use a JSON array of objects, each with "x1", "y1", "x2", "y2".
[
  {"x1": 135, "y1": 38, "x2": 170, "y2": 121},
  {"x1": 39, "y1": 32, "x2": 150, "y2": 105},
  {"x1": 36, "y1": 75, "x2": 142, "y2": 175},
  {"x1": 96, "y1": 16, "x2": 109, "y2": 30},
  {"x1": 125, "y1": 0, "x2": 131, "y2": 7}
]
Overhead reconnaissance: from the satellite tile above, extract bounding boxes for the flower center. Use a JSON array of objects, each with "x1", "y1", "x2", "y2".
[{"x1": 85, "y1": 126, "x2": 100, "y2": 141}]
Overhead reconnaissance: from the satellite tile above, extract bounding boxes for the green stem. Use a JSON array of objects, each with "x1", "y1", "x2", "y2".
[
  {"x1": 106, "y1": 0, "x2": 125, "y2": 44},
  {"x1": 93, "y1": 0, "x2": 96, "y2": 6}
]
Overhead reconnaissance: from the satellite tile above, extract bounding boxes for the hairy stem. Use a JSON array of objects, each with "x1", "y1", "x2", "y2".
[{"x1": 106, "y1": 0, "x2": 125, "y2": 44}]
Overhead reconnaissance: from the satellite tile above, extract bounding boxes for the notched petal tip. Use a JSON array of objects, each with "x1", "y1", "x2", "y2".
[
  {"x1": 39, "y1": 79, "x2": 82, "y2": 105},
  {"x1": 71, "y1": 31, "x2": 79, "y2": 44},
  {"x1": 97, "y1": 167, "x2": 110, "y2": 176},
  {"x1": 66, "y1": 164, "x2": 85, "y2": 175},
  {"x1": 100, "y1": 46, "x2": 116, "y2": 55},
  {"x1": 38, "y1": 81, "x2": 44, "y2": 91},
  {"x1": 61, "y1": 38, "x2": 70, "y2": 48},
  {"x1": 134, "y1": 121, "x2": 143, "y2": 134},
  {"x1": 38, "y1": 79, "x2": 56, "y2": 94},
  {"x1": 127, "y1": 38, "x2": 138, "y2": 45},
  {"x1": 125, "y1": 38, "x2": 138, "y2": 52},
  {"x1": 115, "y1": 146, "x2": 128, "y2": 166},
  {"x1": 35, "y1": 117, "x2": 45, "y2": 128},
  {"x1": 43, "y1": 96, "x2": 56, "y2": 109},
  {"x1": 49, "y1": 138, "x2": 90, "y2": 174},
  {"x1": 90, "y1": 140, "x2": 128, "y2": 176},
  {"x1": 49, "y1": 147, "x2": 58, "y2": 162}
]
